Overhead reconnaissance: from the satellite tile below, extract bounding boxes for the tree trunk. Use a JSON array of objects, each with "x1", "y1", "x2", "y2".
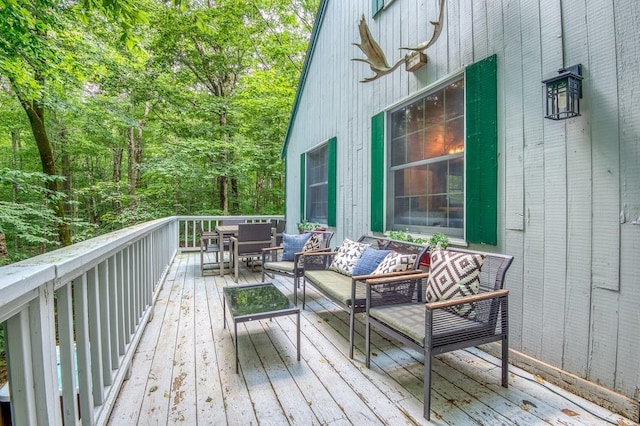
[
  {"x1": 113, "y1": 147, "x2": 123, "y2": 212},
  {"x1": 83, "y1": 155, "x2": 99, "y2": 224},
  {"x1": 59, "y1": 126, "x2": 72, "y2": 217},
  {"x1": 0, "y1": 232, "x2": 8, "y2": 258},
  {"x1": 128, "y1": 102, "x2": 149, "y2": 196},
  {"x1": 230, "y1": 177, "x2": 239, "y2": 213},
  {"x1": 218, "y1": 176, "x2": 228, "y2": 212},
  {"x1": 127, "y1": 127, "x2": 137, "y2": 196},
  {"x1": 19, "y1": 98, "x2": 72, "y2": 246}
]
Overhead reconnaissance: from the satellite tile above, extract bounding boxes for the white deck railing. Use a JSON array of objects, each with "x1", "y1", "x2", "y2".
[{"x1": 0, "y1": 215, "x2": 283, "y2": 425}]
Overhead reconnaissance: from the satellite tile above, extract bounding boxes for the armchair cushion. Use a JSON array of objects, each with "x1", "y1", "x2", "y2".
[
  {"x1": 426, "y1": 250, "x2": 485, "y2": 318},
  {"x1": 329, "y1": 238, "x2": 370, "y2": 276},
  {"x1": 352, "y1": 247, "x2": 391, "y2": 276},
  {"x1": 371, "y1": 251, "x2": 418, "y2": 275},
  {"x1": 282, "y1": 233, "x2": 311, "y2": 261}
]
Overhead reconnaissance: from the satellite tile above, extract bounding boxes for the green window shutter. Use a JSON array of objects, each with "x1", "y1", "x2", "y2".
[
  {"x1": 372, "y1": 0, "x2": 384, "y2": 17},
  {"x1": 371, "y1": 112, "x2": 385, "y2": 233},
  {"x1": 465, "y1": 54, "x2": 498, "y2": 245},
  {"x1": 327, "y1": 137, "x2": 337, "y2": 227},
  {"x1": 300, "y1": 153, "x2": 306, "y2": 220}
]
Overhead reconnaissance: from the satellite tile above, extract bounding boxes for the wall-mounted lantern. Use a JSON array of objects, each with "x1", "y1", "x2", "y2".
[{"x1": 542, "y1": 64, "x2": 583, "y2": 120}]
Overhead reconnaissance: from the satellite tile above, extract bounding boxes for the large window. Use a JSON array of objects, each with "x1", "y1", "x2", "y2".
[
  {"x1": 372, "y1": 55, "x2": 497, "y2": 244},
  {"x1": 387, "y1": 76, "x2": 465, "y2": 238},
  {"x1": 305, "y1": 144, "x2": 329, "y2": 224}
]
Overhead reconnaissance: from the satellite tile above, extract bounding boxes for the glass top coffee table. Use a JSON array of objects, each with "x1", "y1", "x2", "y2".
[{"x1": 223, "y1": 282, "x2": 300, "y2": 373}]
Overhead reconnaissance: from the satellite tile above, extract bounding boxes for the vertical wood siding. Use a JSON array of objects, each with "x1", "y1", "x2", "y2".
[{"x1": 284, "y1": 0, "x2": 640, "y2": 403}]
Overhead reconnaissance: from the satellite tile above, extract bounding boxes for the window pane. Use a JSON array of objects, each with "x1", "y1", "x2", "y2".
[
  {"x1": 445, "y1": 79, "x2": 464, "y2": 119},
  {"x1": 387, "y1": 76, "x2": 465, "y2": 237},
  {"x1": 306, "y1": 144, "x2": 328, "y2": 223},
  {"x1": 445, "y1": 117, "x2": 464, "y2": 155},
  {"x1": 391, "y1": 136, "x2": 406, "y2": 166}
]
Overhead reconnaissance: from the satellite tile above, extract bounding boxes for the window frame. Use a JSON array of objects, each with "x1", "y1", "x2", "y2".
[
  {"x1": 385, "y1": 72, "x2": 467, "y2": 239},
  {"x1": 300, "y1": 137, "x2": 337, "y2": 227}
]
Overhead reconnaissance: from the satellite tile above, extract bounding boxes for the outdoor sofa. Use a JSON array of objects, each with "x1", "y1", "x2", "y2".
[{"x1": 300, "y1": 235, "x2": 429, "y2": 359}]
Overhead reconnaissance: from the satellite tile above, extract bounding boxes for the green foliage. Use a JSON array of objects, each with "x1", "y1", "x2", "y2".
[
  {"x1": 427, "y1": 232, "x2": 449, "y2": 250},
  {"x1": 387, "y1": 230, "x2": 427, "y2": 245},
  {"x1": 0, "y1": 0, "x2": 318, "y2": 262},
  {"x1": 387, "y1": 230, "x2": 450, "y2": 250},
  {"x1": 297, "y1": 220, "x2": 321, "y2": 232}
]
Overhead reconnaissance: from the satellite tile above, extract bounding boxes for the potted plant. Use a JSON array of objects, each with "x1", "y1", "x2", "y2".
[
  {"x1": 387, "y1": 230, "x2": 449, "y2": 268},
  {"x1": 423, "y1": 232, "x2": 449, "y2": 268},
  {"x1": 297, "y1": 220, "x2": 322, "y2": 233}
]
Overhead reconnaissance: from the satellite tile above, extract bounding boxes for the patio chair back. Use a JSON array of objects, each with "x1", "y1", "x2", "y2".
[{"x1": 236, "y1": 222, "x2": 273, "y2": 255}]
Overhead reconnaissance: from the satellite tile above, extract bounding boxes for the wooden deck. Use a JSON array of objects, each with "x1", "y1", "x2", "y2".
[{"x1": 108, "y1": 252, "x2": 635, "y2": 425}]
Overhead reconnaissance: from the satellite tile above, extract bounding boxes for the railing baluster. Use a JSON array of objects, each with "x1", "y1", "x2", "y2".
[
  {"x1": 87, "y1": 267, "x2": 105, "y2": 404},
  {"x1": 74, "y1": 273, "x2": 95, "y2": 425},
  {"x1": 5, "y1": 310, "x2": 37, "y2": 425},
  {"x1": 98, "y1": 260, "x2": 113, "y2": 387},
  {"x1": 31, "y1": 281, "x2": 61, "y2": 424},
  {"x1": 108, "y1": 254, "x2": 120, "y2": 368},
  {"x1": 58, "y1": 282, "x2": 80, "y2": 425}
]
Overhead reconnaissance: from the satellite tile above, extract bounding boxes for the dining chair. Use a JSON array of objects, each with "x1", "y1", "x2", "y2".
[{"x1": 229, "y1": 222, "x2": 274, "y2": 282}]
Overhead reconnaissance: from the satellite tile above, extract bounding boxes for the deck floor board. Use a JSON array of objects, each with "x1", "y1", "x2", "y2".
[{"x1": 108, "y1": 252, "x2": 636, "y2": 425}]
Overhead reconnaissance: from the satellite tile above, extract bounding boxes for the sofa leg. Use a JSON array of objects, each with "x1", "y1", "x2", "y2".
[
  {"x1": 424, "y1": 351, "x2": 432, "y2": 420},
  {"x1": 349, "y1": 309, "x2": 355, "y2": 359},
  {"x1": 502, "y1": 334, "x2": 509, "y2": 388},
  {"x1": 365, "y1": 318, "x2": 371, "y2": 368}
]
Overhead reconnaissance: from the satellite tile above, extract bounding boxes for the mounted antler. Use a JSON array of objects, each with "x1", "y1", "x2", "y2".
[
  {"x1": 351, "y1": 15, "x2": 404, "y2": 82},
  {"x1": 400, "y1": 0, "x2": 445, "y2": 52}
]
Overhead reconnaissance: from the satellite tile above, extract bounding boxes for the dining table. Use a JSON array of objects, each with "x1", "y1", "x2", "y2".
[{"x1": 215, "y1": 224, "x2": 240, "y2": 276}]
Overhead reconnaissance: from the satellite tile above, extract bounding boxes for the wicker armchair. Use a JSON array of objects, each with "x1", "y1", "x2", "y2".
[{"x1": 261, "y1": 230, "x2": 334, "y2": 304}]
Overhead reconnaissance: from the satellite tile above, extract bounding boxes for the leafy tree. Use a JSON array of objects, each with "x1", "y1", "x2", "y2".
[{"x1": 0, "y1": 0, "x2": 148, "y2": 246}]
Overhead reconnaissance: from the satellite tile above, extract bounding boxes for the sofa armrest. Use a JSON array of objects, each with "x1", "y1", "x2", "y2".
[
  {"x1": 362, "y1": 271, "x2": 429, "y2": 285},
  {"x1": 425, "y1": 289, "x2": 509, "y2": 311}
]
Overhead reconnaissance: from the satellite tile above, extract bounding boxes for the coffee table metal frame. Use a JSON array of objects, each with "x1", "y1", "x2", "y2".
[{"x1": 223, "y1": 282, "x2": 301, "y2": 373}]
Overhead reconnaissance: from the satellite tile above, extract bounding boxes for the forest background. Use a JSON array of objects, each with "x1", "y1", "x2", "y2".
[
  {"x1": 0, "y1": 0, "x2": 319, "y2": 265},
  {"x1": 0, "y1": 0, "x2": 318, "y2": 381}
]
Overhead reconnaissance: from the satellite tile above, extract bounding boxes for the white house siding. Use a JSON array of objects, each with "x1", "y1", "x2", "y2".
[{"x1": 284, "y1": 0, "x2": 640, "y2": 410}]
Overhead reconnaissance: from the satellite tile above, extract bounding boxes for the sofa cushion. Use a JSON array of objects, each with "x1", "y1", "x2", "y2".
[
  {"x1": 329, "y1": 238, "x2": 370, "y2": 276},
  {"x1": 352, "y1": 247, "x2": 392, "y2": 276},
  {"x1": 304, "y1": 270, "x2": 367, "y2": 306},
  {"x1": 426, "y1": 250, "x2": 485, "y2": 318},
  {"x1": 371, "y1": 251, "x2": 418, "y2": 275},
  {"x1": 370, "y1": 303, "x2": 492, "y2": 347},
  {"x1": 282, "y1": 233, "x2": 311, "y2": 261}
]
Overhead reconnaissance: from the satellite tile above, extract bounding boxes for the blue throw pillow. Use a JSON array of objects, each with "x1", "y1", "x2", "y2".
[
  {"x1": 282, "y1": 233, "x2": 312, "y2": 261},
  {"x1": 352, "y1": 247, "x2": 392, "y2": 276}
]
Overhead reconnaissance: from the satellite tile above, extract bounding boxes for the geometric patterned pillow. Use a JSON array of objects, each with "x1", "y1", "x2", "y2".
[
  {"x1": 301, "y1": 232, "x2": 325, "y2": 266},
  {"x1": 329, "y1": 238, "x2": 370, "y2": 276},
  {"x1": 303, "y1": 232, "x2": 323, "y2": 251},
  {"x1": 371, "y1": 251, "x2": 418, "y2": 275},
  {"x1": 426, "y1": 250, "x2": 485, "y2": 318}
]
